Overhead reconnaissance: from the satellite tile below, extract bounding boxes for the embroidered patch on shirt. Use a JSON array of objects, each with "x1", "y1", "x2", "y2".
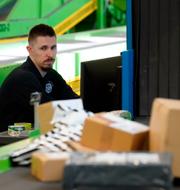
[{"x1": 45, "y1": 81, "x2": 53, "y2": 94}]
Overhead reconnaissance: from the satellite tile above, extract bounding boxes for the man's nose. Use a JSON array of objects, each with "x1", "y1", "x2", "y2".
[{"x1": 47, "y1": 49, "x2": 54, "y2": 57}]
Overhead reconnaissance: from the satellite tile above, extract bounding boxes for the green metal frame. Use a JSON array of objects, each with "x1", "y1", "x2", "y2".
[
  {"x1": 0, "y1": 0, "x2": 126, "y2": 39},
  {"x1": 108, "y1": 0, "x2": 126, "y2": 26},
  {"x1": 0, "y1": 0, "x2": 97, "y2": 39},
  {"x1": 7, "y1": 0, "x2": 67, "y2": 20},
  {"x1": 112, "y1": 0, "x2": 126, "y2": 12},
  {"x1": 0, "y1": 0, "x2": 14, "y2": 8},
  {"x1": 96, "y1": 0, "x2": 106, "y2": 29}
]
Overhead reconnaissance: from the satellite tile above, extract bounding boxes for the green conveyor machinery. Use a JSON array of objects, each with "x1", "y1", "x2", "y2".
[
  {"x1": 0, "y1": 0, "x2": 126, "y2": 39},
  {"x1": 0, "y1": 0, "x2": 97, "y2": 39}
]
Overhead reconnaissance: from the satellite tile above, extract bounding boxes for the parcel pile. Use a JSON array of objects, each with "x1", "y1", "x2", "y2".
[
  {"x1": 8, "y1": 97, "x2": 180, "y2": 189},
  {"x1": 10, "y1": 99, "x2": 148, "y2": 167},
  {"x1": 10, "y1": 100, "x2": 92, "y2": 166},
  {"x1": 10, "y1": 100, "x2": 136, "y2": 166}
]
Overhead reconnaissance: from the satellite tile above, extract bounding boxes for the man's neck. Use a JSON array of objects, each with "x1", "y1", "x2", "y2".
[
  {"x1": 39, "y1": 70, "x2": 47, "y2": 77},
  {"x1": 29, "y1": 56, "x2": 47, "y2": 77}
]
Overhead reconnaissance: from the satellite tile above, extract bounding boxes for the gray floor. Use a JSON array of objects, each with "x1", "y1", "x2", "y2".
[{"x1": 0, "y1": 167, "x2": 62, "y2": 190}]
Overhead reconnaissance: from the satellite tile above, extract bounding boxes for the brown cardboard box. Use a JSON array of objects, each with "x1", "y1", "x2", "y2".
[
  {"x1": 81, "y1": 113, "x2": 149, "y2": 151},
  {"x1": 37, "y1": 102, "x2": 54, "y2": 134},
  {"x1": 31, "y1": 152, "x2": 69, "y2": 182},
  {"x1": 67, "y1": 141, "x2": 96, "y2": 152},
  {"x1": 37, "y1": 99, "x2": 83, "y2": 134},
  {"x1": 149, "y1": 98, "x2": 180, "y2": 177}
]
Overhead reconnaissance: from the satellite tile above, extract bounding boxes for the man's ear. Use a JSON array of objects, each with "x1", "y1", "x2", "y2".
[{"x1": 26, "y1": 45, "x2": 31, "y2": 53}]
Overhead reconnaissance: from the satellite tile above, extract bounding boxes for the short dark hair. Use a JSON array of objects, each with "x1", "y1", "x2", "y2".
[{"x1": 28, "y1": 24, "x2": 56, "y2": 43}]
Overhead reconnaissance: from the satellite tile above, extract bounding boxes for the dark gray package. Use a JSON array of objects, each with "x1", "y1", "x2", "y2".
[{"x1": 63, "y1": 152, "x2": 173, "y2": 190}]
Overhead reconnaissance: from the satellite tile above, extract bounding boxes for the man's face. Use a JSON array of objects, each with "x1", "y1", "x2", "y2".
[{"x1": 27, "y1": 36, "x2": 57, "y2": 72}]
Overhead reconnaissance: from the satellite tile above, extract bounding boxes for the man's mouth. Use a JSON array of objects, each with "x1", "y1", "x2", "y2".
[
  {"x1": 45, "y1": 59, "x2": 55, "y2": 62},
  {"x1": 44, "y1": 59, "x2": 55, "y2": 64}
]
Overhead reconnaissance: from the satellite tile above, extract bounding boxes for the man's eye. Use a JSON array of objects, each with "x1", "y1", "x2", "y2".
[
  {"x1": 40, "y1": 46, "x2": 47, "y2": 50},
  {"x1": 51, "y1": 45, "x2": 57, "y2": 50}
]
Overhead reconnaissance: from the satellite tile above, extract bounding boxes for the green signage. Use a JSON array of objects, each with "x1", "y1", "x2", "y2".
[{"x1": 0, "y1": 23, "x2": 10, "y2": 33}]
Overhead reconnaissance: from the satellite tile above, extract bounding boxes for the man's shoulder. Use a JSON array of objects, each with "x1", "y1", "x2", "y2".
[
  {"x1": 48, "y1": 69, "x2": 63, "y2": 79},
  {"x1": 9, "y1": 66, "x2": 35, "y2": 80},
  {"x1": 3, "y1": 66, "x2": 37, "y2": 86},
  {"x1": 49, "y1": 68, "x2": 59, "y2": 75}
]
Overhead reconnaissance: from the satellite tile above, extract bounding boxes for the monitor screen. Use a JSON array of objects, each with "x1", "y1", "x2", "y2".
[{"x1": 80, "y1": 56, "x2": 122, "y2": 113}]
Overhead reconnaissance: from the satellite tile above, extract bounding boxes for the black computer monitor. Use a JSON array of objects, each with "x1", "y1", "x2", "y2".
[{"x1": 80, "y1": 56, "x2": 122, "y2": 113}]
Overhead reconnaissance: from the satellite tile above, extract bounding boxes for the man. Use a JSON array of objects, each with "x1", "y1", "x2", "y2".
[{"x1": 0, "y1": 24, "x2": 78, "y2": 132}]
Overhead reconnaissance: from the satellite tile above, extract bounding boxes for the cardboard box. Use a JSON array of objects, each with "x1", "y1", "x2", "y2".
[
  {"x1": 149, "y1": 98, "x2": 180, "y2": 177},
  {"x1": 81, "y1": 113, "x2": 149, "y2": 151},
  {"x1": 37, "y1": 102, "x2": 54, "y2": 134},
  {"x1": 67, "y1": 141, "x2": 96, "y2": 152},
  {"x1": 31, "y1": 152, "x2": 69, "y2": 182},
  {"x1": 37, "y1": 99, "x2": 83, "y2": 134}
]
